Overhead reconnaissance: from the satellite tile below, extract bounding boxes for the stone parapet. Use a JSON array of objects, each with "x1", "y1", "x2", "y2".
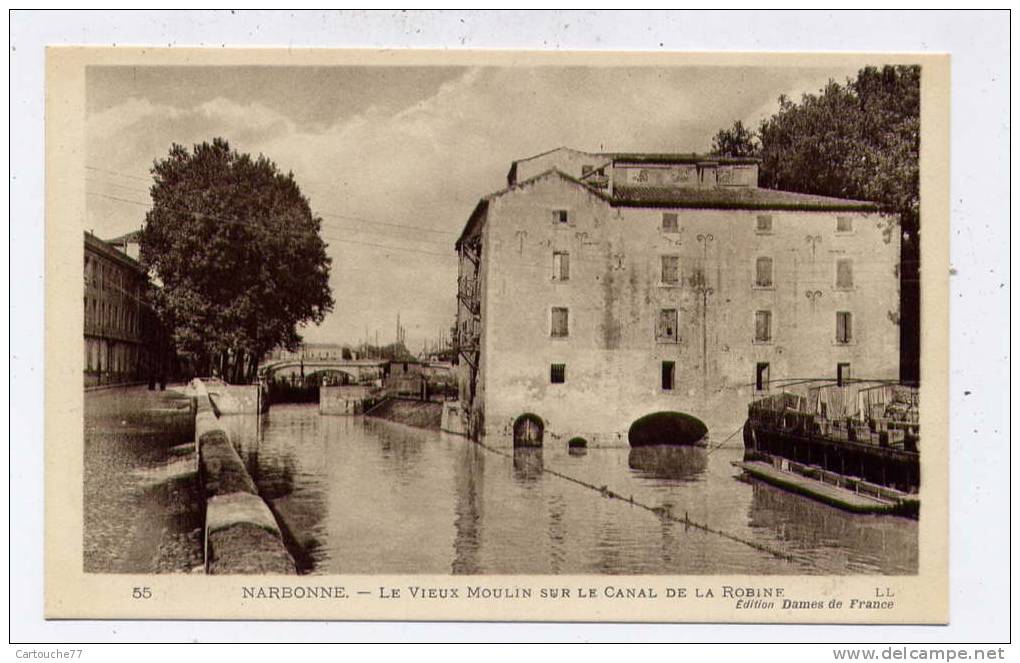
[{"x1": 193, "y1": 379, "x2": 296, "y2": 575}]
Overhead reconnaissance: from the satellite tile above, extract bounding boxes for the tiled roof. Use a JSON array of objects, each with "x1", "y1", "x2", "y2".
[
  {"x1": 610, "y1": 185, "x2": 879, "y2": 212},
  {"x1": 606, "y1": 152, "x2": 759, "y2": 166},
  {"x1": 84, "y1": 231, "x2": 146, "y2": 272}
]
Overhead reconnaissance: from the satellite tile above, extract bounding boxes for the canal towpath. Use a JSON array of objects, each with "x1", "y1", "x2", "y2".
[{"x1": 83, "y1": 384, "x2": 203, "y2": 573}]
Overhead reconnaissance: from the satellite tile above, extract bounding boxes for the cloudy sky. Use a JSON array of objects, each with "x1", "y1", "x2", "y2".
[{"x1": 86, "y1": 63, "x2": 859, "y2": 351}]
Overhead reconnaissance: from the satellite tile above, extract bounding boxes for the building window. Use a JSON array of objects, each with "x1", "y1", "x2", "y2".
[
  {"x1": 661, "y1": 255, "x2": 680, "y2": 285},
  {"x1": 550, "y1": 363, "x2": 566, "y2": 384},
  {"x1": 552, "y1": 251, "x2": 570, "y2": 281},
  {"x1": 755, "y1": 256, "x2": 774, "y2": 288},
  {"x1": 754, "y1": 310, "x2": 772, "y2": 343},
  {"x1": 553, "y1": 209, "x2": 569, "y2": 225},
  {"x1": 836, "y1": 215, "x2": 853, "y2": 233},
  {"x1": 662, "y1": 212, "x2": 679, "y2": 233},
  {"x1": 551, "y1": 307, "x2": 569, "y2": 337},
  {"x1": 837, "y1": 362, "x2": 852, "y2": 387},
  {"x1": 755, "y1": 362, "x2": 770, "y2": 391},
  {"x1": 581, "y1": 164, "x2": 594, "y2": 177},
  {"x1": 756, "y1": 214, "x2": 773, "y2": 234},
  {"x1": 836, "y1": 311, "x2": 853, "y2": 344},
  {"x1": 836, "y1": 258, "x2": 854, "y2": 289},
  {"x1": 656, "y1": 308, "x2": 679, "y2": 343},
  {"x1": 661, "y1": 361, "x2": 675, "y2": 391}
]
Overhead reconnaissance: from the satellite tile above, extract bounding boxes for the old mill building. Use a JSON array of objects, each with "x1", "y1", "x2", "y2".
[{"x1": 453, "y1": 147, "x2": 900, "y2": 447}]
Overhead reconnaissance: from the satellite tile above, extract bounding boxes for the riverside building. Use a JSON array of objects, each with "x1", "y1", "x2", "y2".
[
  {"x1": 83, "y1": 230, "x2": 159, "y2": 387},
  {"x1": 453, "y1": 147, "x2": 900, "y2": 446}
]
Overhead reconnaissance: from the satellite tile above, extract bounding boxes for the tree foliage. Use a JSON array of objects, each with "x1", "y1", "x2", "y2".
[
  {"x1": 757, "y1": 65, "x2": 920, "y2": 238},
  {"x1": 139, "y1": 138, "x2": 334, "y2": 383},
  {"x1": 710, "y1": 120, "x2": 760, "y2": 158}
]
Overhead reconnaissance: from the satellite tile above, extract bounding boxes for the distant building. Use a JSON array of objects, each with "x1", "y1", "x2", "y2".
[
  {"x1": 455, "y1": 147, "x2": 900, "y2": 446},
  {"x1": 83, "y1": 231, "x2": 164, "y2": 387},
  {"x1": 263, "y1": 342, "x2": 351, "y2": 363}
]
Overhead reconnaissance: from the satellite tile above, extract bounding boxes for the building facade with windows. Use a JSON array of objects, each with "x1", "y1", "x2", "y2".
[
  {"x1": 83, "y1": 231, "x2": 160, "y2": 387},
  {"x1": 455, "y1": 147, "x2": 900, "y2": 446}
]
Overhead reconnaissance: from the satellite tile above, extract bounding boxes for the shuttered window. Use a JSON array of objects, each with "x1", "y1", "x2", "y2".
[
  {"x1": 756, "y1": 214, "x2": 773, "y2": 233},
  {"x1": 551, "y1": 307, "x2": 569, "y2": 337},
  {"x1": 552, "y1": 251, "x2": 570, "y2": 281},
  {"x1": 755, "y1": 256, "x2": 773, "y2": 287},
  {"x1": 550, "y1": 364, "x2": 566, "y2": 384},
  {"x1": 662, "y1": 212, "x2": 679, "y2": 233},
  {"x1": 553, "y1": 210, "x2": 569, "y2": 224},
  {"x1": 836, "y1": 311, "x2": 853, "y2": 343},
  {"x1": 836, "y1": 258, "x2": 854, "y2": 289},
  {"x1": 656, "y1": 308, "x2": 678, "y2": 342},
  {"x1": 836, "y1": 215, "x2": 853, "y2": 233},
  {"x1": 661, "y1": 255, "x2": 680, "y2": 285},
  {"x1": 755, "y1": 310, "x2": 772, "y2": 342}
]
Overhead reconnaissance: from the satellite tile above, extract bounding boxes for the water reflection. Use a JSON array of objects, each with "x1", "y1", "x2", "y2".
[
  {"x1": 627, "y1": 445, "x2": 708, "y2": 482},
  {"x1": 452, "y1": 440, "x2": 484, "y2": 574},
  {"x1": 224, "y1": 404, "x2": 916, "y2": 575},
  {"x1": 746, "y1": 481, "x2": 918, "y2": 574},
  {"x1": 512, "y1": 447, "x2": 544, "y2": 484}
]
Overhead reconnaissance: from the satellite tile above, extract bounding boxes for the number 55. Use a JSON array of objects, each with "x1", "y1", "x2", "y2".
[{"x1": 132, "y1": 587, "x2": 152, "y2": 599}]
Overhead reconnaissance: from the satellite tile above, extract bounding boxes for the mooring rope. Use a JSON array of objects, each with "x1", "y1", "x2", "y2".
[
  {"x1": 474, "y1": 439, "x2": 796, "y2": 564},
  {"x1": 705, "y1": 421, "x2": 747, "y2": 455}
]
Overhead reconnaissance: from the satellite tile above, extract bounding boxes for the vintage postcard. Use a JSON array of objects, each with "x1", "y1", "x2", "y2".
[{"x1": 45, "y1": 47, "x2": 949, "y2": 622}]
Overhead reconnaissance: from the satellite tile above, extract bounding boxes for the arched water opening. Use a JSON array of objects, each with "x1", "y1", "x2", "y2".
[
  {"x1": 628, "y1": 411, "x2": 708, "y2": 448},
  {"x1": 512, "y1": 413, "x2": 544, "y2": 448}
]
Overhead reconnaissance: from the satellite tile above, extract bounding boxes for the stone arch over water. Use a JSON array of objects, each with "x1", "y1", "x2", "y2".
[{"x1": 628, "y1": 411, "x2": 708, "y2": 447}]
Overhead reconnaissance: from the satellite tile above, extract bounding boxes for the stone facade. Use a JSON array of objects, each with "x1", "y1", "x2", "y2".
[
  {"x1": 83, "y1": 231, "x2": 159, "y2": 387},
  {"x1": 455, "y1": 149, "x2": 900, "y2": 447}
]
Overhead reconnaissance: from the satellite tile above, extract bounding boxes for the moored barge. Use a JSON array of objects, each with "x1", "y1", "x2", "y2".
[{"x1": 735, "y1": 381, "x2": 919, "y2": 517}]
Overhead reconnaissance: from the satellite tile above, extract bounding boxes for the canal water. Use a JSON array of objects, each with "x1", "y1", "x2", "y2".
[{"x1": 221, "y1": 404, "x2": 918, "y2": 576}]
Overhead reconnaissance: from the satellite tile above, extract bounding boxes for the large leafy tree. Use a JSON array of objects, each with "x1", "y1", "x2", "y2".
[
  {"x1": 712, "y1": 65, "x2": 920, "y2": 381},
  {"x1": 140, "y1": 138, "x2": 334, "y2": 383}
]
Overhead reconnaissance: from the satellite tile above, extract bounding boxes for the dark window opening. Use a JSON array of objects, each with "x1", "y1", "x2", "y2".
[
  {"x1": 661, "y1": 361, "x2": 675, "y2": 391},
  {"x1": 837, "y1": 362, "x2": 851, "y2": 387},
  {"x1": 550, "y1": 363, "x2": 566, "y2": 384},
  {"x1": 837, "y1": 215, "x2": 853, "y2": 233},
  {"x1": 662, "y1": 213, "x2": 679, "y2": 233},
  {"x1": 756, "y1": 214, "x2": 773, "y2": 233},
  {"x1": 554, "y1": 209, "x2": 569, "y2": 225},
  {"x1": 755, "y1": 362, "x2": 770, "y2": 391}
]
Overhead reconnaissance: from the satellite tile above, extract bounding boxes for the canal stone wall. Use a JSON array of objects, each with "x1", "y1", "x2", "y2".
[
  {"x1": 365, "y1": 397, "x2": 443, "y2": 430},
  {"x1": 319, "y1": 384, "x2": 378, "y2": 415},
  {"x1": 205, "y1": 382, "x2": 261, "y2": 415},
  {"x1": 193, "y1": 379, "x2": 296, "y2": 575}
]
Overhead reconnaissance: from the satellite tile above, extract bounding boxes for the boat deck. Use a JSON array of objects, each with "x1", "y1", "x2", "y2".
[{"x1": 733, "y1": 460, "x2": 917, "y2": 516}]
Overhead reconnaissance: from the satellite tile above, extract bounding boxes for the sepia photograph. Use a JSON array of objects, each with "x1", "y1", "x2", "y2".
[
  {"x1": 80, "y1": 59, "x2": 923, "y2": 578},
  {"x1": 39, "y1": 43, "x2": 953, "y2": 624}
]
